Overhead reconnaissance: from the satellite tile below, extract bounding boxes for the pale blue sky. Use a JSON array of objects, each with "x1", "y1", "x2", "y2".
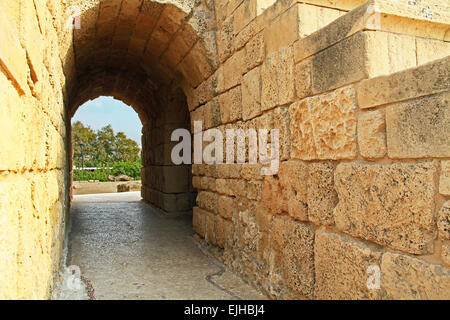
[{"x1": 72, "y1": 96, "x2": 143, "y2": 145}]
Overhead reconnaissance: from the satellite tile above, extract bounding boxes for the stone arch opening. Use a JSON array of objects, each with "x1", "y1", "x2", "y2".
[{"x1": 63, "y1": 0, "x2": 218, "y2": 212}]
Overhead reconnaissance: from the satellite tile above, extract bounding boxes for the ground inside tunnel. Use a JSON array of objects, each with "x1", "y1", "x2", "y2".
[{"x1": 56, "y1": 192, "x2": 266, "y2": 300}]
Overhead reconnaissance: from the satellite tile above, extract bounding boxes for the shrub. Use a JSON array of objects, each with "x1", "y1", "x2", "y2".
[{"x1": 73, "y1": 160, "x2": 141, "y2": 182}]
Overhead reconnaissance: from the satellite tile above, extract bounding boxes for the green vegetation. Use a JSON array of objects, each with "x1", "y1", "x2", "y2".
[{"x1": 72, "y1": 121, "x2": 142, "y2": 181}]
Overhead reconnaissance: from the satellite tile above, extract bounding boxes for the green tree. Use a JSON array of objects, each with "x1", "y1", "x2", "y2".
[
  {"x1": 72, "y1": 122, "x2": 141, "y2": 168},
  {"x1": 72, "y1": 121, "x2": 97, "y2": 167}
]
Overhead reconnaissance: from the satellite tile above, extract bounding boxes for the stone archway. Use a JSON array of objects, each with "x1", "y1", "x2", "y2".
[{"x1": 64, "y1": 0, "x2": 219, "y2": 213}]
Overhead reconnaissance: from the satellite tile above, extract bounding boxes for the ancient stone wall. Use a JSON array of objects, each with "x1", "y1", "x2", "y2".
[
  {"x1": 190, "y1": 0, "x2": 450, "y2": 299},
  {"x1": 0, "y1": 0, "x2": 448, "y2": 299},
  {"x1": 0, "y1": 0, "x2": 70, "y2": 299}
]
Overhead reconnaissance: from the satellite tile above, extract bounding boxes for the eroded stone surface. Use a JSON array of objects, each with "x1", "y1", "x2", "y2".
[
  {"x1": 438, "y1": 201, "x2": 450, "y2": 241},
  {"x1": 358, "y1": 110, "x2": 386, "y2": 160},
  {"x1": 261, "y1": 161, "x2": 308, "y2": 221},
  {"x1": 307, "y1": 162, "x2": 337, "y2": 226},
  {"x1": 270, "y1": 216, "x2": 315, "y2": 298},
  {"x1": 439, "y1": 160, "x2": 450, "y2": 196},
  {"x1": 381, "y1": 252, "x2": 450, "y2": 300},
  {"x1": 386, "y1": 92, "x2": 450, "y2": 158},
  {"x1": 314, "y1": 229, "x2": 383, "y2": 300},
  {"x1": 334, "y1": 162, "x2": 437, "y2": 254},
  {"x1": 290, "y1": 86, "x2": 357, "y2": 160}
]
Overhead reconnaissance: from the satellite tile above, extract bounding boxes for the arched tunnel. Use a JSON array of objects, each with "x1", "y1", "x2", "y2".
[{"x1": 66, "y1": 0, "x2": 219, "y2": 213}]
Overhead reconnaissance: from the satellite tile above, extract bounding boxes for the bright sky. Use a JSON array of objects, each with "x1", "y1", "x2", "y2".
[{"x1": 71, "y1": 96, "x2": 143, "y2": 146}]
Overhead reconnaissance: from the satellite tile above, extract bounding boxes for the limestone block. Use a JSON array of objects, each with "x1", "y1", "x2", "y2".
[
  {"x1": 294, "y1": 1, "x2": 375, "y2": 63},
  {"x1": 241, "y1": 164, "x2": 263, "y2": 181},
  {"x1": 270, "y1": 216, "x2": 315, "y2": 298},
  {"x1": 223, "y1": 49, "x2": 244, "y2": 91},
  {"x1": 261, "y1": 161, "x2": 309, "y2": 221},
  {"x1": 217, "y1": 16, "x2": 234, "y2": 64},
  {"x1": 201, "y1": 176, "x2": 216, "y2": 192},
  {"x1": 216, "y1": 179, "x2": 246, "y2": 198},
  {"x1": 264, "y1": 4, "x2": 299, "y2": 55},
  {"x1": 416, "y1": 38, "x2": 450, "y2": 66},
  {"x1": 442, "y1": 241, "x2": 450, "y2": 267},
  {"x1": 358, "y1": 56, "x2": 449, "y2": 109},
  {"x1": 233, "y1": 0, "x2": 257, "y2": 35},
  {"x1": 205, "y1": 211, "x2": 217, "y2": 246},
  {"x1": 218, "y1": 195, "x2": 236, "y2": 220},
  {"x1": 294, "y1": 59, "x2": 312, "y2": 100},
  {"x1": 216, "y1": 164, "x2": 241, "y2": 179},
  {"x1": 307, "y1": 162, "x2": 337, "y2": 226},
  {"x1": 20, "y1": 0, "x2": 44, "y2": 84},
  {"x1": 244, "y1": 33, "x2": 264, "y2": 72},
  {"x1": 192, "y1": 176, "x2": 202, "y2": 190},
  {"x1": 242, "y1": 66, "x2": 262, "y2": 120},
  {"x1": 0, "y1": 9, "x2": 28, "y2": 94},
  {"x1": 289, "y1": 86, "x2": 357, "y2": 160},
  {"x1": 216, "y1": 215, "x2": 233, "y2": 249},
  {"x1": 264, "y1": 3, "x2": 341, "y2": 55},
  {"x1": 311, "y1": 31, "x2": 366, "y2": 94},
  {"x1": 314, "y1": 229, "x2": 383, "y2": 300},
  {"x1": 381, "y1": 252, "x2": 450, "y2": 300},
  {"x1": 438, "y1": 201, "x2": 450, "y2": 241},
  {"x1": 256, "y1": 106, "x2": 291, "y2": 161},
  {"x1": 193, "y1": 206, "x2": 207, "y2": 238},
  {"x1": 196, "y1": 191, "x2": 219, "y2": 214},
  {"x1": 334, "y1": 162, "x2": 437, "y2": 254},
  {"x1": 357, "y1": 110, "x2": 386, "y2": 159},
  {"x1": 440, "y1": 160, "x2": 450, "y2": 196},
  {"x1": 218, "y1": 86, "x2": 242, "y2": 124},
  {"x1": 261, "y1": 47, "x2": 295, "y2": 111},
  {"x1": 386, "y1": 92, "x2": 450, "y2": 158}
]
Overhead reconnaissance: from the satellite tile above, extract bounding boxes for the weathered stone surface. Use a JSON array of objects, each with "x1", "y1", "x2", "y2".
[
  {"x1": 196, "y1": 191, "x2": 218, "y2": 214},
  {"x1": 442, "y1": 241, "x2": 450, "y2": 267},
  {"x1": 218, "y1": 86, "x2": 242, "y2": 124},
  {"x1": 223, "y1": 49, "x2": 244, "y2": 91},
  {"x1": 261, "y1": 161, "x2": 308, "y2": 221},
  {"x1": 0, "y1": 9, "x2": 28, "y2": 94},
  {"x1": 193, "y1": 206, "x2": 207, "y2": 238},
  {"x1": 294, "y1": 59, "x2": 312, "y2": 100},
  {"x1": 440, "y1": 160, "x2": 450, "y2": 196},
  {"x1": 270, "y1": 216, "x2": 315, "y2": 298},
  {"x1": 256, "y1": 106, "x2": 291, "y2": 161},
  {"x1": 216, "y1": 163, "x2": 241, "y2": 179},
  {"x1": 218, "y1": 195, "x2": 236, "y2": 220},
  {"x1": 205, "y1": 211, "x2": 217, "y2": 246},
  {"x1": 261, "y1": 47, "x2": 295, "y2": 111},
  {"x1": 314, "y1": 229, "x2": 383, "y2": 300},
  {"x1": 263, "y1": 5, "x2": 299, "y2": 55},
  {"x1": 265, "y1": 3, "x2": 341, "y2": 56},
  {"x1": 307, "y1": 162, "x2": 337, "y2": 226},
  {"x1": 290, "y1": 86, "x2": 357, "y2": 160},
  {"x1": 334, "y1": 162, "x2": 437, "y2": 254},
  {"x1": 216, "y1": 179, "x2": 246, "y2": 198},
  {"x1": 216, "y1": 215, "x2": 233, "y2": 249},
  {"x1": 386, "y1": 92, "x2": 450, "y2": 158},
  {"x1": 416, "y1": 38, "x2": 450, "y2": 66},
  {"x1": 357, "y1": 110, "x2": 386, "y2": 159},
  {"x1": 242, "y1": 66, "x2": 262, "y2": 120},
  {"x1": 294, "y1": 1, "x2": 371, "y2": 62},
  {"x1": 381, "y1": 252, "x2": 450, "y2": 300},
  {"x1": 311, "y1": 32, "x2": 367, "y2": 94},
  {"x1": 244, "y1": 33, "x2": 264, "y2": 72},
  {"x1": 358, "y1": 56, "x2": 450, "y2": 109},
  {"x1": 438, "y1": 201, "x2": 450, "y2": 241}
]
